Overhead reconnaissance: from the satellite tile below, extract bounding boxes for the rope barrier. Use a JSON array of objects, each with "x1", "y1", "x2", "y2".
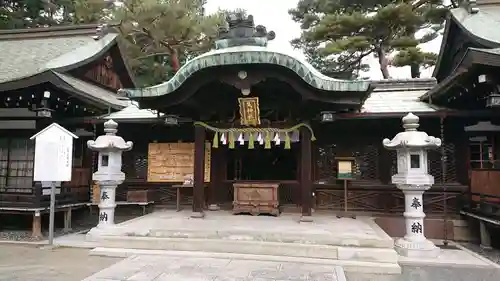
[{"x1": 193, "y1": 121, "x2": 316, "y2": 149}]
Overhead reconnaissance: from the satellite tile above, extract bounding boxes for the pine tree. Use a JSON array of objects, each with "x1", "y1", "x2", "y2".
[
  {"x1": 110, "y1": 0, "x2": 225, "y2": 86},
  {"x1": 289, "y1": 0, "x2": 449, "y2": 79},
  {"x1": 0, "y1": 0, "x2": 79, "y2": 28}
]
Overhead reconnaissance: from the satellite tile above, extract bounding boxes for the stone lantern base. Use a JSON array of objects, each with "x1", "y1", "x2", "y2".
[{"x1": 395, "y1": 237, "x2": 440, "y2": 258}]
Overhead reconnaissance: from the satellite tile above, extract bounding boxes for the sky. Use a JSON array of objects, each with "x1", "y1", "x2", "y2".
[{"x1": 204, "y1": 0, "x2": 444, "y2": 80}]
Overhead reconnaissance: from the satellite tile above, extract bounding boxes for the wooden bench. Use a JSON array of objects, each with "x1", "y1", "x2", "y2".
[
  {"x1": 0, "y1": 203, "x2": 87, "y2": 239},
  {"x1": 460, "y1": 210, "x2": 500, "y2": 249}
]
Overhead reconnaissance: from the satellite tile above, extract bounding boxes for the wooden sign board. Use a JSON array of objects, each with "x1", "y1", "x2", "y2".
[
  {"x1": 147, "y1": 142, "x2": 211, "y2": 182},
  {"x1": 30, "y1": 123, "x2": 78, "y2": 182},
  {"x1": 336, "y1": 158, "x2": 354, "y2": 180}
]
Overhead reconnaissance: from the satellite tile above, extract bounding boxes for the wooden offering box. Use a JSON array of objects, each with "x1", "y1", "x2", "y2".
[{"x1": 233, "y1": 182, "x2": 280, "y2": 216}]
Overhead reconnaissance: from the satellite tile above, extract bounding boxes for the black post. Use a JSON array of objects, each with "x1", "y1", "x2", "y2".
[
  {"x1": 192, "y1": 124, "x2": 206, "y2": 218},
  {"x1": 300, "y1": 126, "x2": 313, "y2": 221}
]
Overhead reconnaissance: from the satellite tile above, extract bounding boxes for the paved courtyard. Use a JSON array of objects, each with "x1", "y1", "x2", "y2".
[
  {"x1": 82, "y1": 255, "x2": 347, "y2": 281},
  {"x1": 1, "y1": 244, "x2": 500, "y2": 281},
  {"x1": 0, "y1": 244, "x2": 119, "y2": 281}
]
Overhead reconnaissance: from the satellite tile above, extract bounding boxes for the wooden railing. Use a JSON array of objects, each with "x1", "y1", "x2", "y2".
[
  {"x1": 314, "y1": 180, "x2": 465, "y2": 215},
  {"x1": 460, "y1": 192, "x2": 500, "y2": 220}
]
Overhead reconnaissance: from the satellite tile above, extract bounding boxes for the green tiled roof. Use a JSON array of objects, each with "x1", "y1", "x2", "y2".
[
  {"x1": 105, "y1": 78, "x2": 436, "y2": 121},
  {"x1": 121, "y1": 45, "x2": 371, "y2": 98},
  {"x1": 0, "y1": 33, "x2": 117, "y2": 84}
]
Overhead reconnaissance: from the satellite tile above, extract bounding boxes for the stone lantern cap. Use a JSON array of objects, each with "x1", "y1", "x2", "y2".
[
  {"x1": 87, "y1": 119, "x2": 133, "y2": 151},
  {"x1": 383, "y1": 113, "x2": 441, "y2": 150}
]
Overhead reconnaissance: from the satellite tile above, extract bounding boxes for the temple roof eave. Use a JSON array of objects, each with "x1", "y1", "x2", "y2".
[
  {"x1": 450, "y1": 6, "x2": 500, "y2": 49},
  {"x1": 120, "y1": 46, "x2": 371, "y2": 99},
  {"x1": 433, "y1": 5, "x2": 500, "y2": 78}
]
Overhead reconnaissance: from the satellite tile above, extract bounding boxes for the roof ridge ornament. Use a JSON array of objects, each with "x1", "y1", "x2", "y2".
[
  {"x1": 463, "y1": 0, "x2": 479, "y2": 14},
  {"x1": 215, "y1": 12, "x2": 276, "y2": 49},
  {"x1": 93, "y1": 23, "x2": 110, "y2": 40}
]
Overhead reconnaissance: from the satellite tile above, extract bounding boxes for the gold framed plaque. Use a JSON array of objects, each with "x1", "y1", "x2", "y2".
[{"x1": 238, "y1": 97, "x2": 261, "y2": 126}]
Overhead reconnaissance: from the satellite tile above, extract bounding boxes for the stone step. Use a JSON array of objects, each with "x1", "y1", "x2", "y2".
[
  {"x1": 87, "y1": 235, "x2": 400, "y2": 274},
  {"x1": 90, "y1": 247, "x2": 402, "y2": 274}
]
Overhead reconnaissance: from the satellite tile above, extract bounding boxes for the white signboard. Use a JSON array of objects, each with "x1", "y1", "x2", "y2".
[{"x1": 30, "y1": 123, "x2": 78, "y2": 182}]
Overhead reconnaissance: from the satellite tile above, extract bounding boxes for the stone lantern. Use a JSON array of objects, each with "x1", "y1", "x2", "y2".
[
  {"x1": 87, "y1": 119, "x2": 133, "y2": 229},
  {"x1": 383, "y1": 113, "x2": 441, "y2": 258}
]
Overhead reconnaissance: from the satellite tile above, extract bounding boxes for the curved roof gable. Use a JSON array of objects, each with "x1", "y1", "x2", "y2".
[
  {"x1": 450, "y1": 6, "x2": 500, "y2": 47},
  {"x1": 121, "y1": 45, "x2": 371, "y2": 98},
  {"x1": 121, "y1": 12, "x2": 370, "y2": 99}
]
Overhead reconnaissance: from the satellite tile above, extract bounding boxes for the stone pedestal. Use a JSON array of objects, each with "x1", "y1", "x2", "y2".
[
  {"x1": 479, "y1": 221, "x2": 492, "y2": 250},
  {"x1": 394, "y1": 186, "x2": 439, "y2": 257},
  {"x1": 97, "y1": 184, "x2": 117, "y2": 228}
]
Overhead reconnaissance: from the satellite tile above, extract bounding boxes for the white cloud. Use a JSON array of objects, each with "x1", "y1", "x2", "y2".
[{"x1": 205, "y1": 0, "x2": 443, "y2": 79}]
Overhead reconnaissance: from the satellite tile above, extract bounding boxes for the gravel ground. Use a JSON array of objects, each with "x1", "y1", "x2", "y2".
[
  {"x1": 0, "y1": 244, "x2": 120, "y2": 281},
  {"x1": 460, "y1": 242, "x2": 500, "y2": 265}
]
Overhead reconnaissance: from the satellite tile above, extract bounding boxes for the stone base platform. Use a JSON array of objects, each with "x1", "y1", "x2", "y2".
[
  {"x1": 81, "y1": 254, "x2": 348, "y2": 281},
  {"x1": 85, "y1": 210, "x2": 401, "y2": 274}
]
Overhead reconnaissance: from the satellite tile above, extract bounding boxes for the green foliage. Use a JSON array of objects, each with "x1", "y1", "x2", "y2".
[
  {"x1": 290, "y1": 0, "x2": 449, "y2": 78},
  {"x1": 111, "y1": 0, "x2": 225, "y2": 86},
  {"x1": 0, "y1": 0, "x2": 82, "y2": 28},
  {"x1": 72, "y1": 0, "x2": 114, "y2": 24}
]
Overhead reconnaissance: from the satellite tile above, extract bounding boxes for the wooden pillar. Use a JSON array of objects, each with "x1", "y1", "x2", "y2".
[
  {"x1": 63, "y1": 207, "x2": 72, "y2": 232},
  {"x1": 192, "y1": 125, "x2": 206, "y2": 218},
  {"x1": 208, "y1": 147, "x2": 221, "y2": 211},
  {"x1": 300, "y1": 127, "x2": 313, "y2": 221},
  {"x1": 32, "y1": 211, "x2": 42, "y2": 239},
  {"x1": 453, "y1": 122, "x2": 469, "y2": 186}
]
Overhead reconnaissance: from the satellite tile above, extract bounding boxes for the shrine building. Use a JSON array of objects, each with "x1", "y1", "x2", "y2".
[
  {"x1": 3, "y1": 4, "x2": 500, "y2": 241},
  {"x1": 117, "y1": 13, "x2": 473, "y2": 230}
]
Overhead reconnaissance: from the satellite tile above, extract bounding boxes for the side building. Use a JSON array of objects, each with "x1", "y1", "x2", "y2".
[
  {"x1": 421, "y1": 0, "x2": 500, "y2": 214},
  {"x1": 0, "y1": 24, "x2": 135, "y2": 237}
]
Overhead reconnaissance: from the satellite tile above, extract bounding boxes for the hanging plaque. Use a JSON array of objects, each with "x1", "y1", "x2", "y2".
[{"x1": 238, "y1": 97, "x2": 261, "y2": 126}]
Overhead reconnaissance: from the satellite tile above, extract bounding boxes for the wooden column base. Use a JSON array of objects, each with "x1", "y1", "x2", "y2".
[
  {"x1": 32, "y1": 211, "x2": 42, "y2": 239},
  {"x1": 300, "y1": 215, "x2": 313, "y2": 222},
  {"x1": 63, "y1": 208, "x2": 72, "y2": 232},
  {"x1": 208, "y1": 204, "x2": 220, "y2": 211}
]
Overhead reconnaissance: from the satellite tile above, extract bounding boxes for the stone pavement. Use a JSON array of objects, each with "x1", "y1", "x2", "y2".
[
  {"x1": 345, "y1": 265, "x2": 500, "y2": 281},
  {"x1": 88, "y1": 210, "x2": 393, "y2": 248},
  {"x1": 81, "y1": 255, "x2": 347, "y2": 281},
  {"x1": 85, "y1": 210, "x2": 399, "y2": 271},
  {"x1": 80, "y1": 253, "x2": 500, "y2": 281},
  {"x1": 0, "y1": 244, "x2": 119, "y2": 281},
  {"x1": 1, "y1": 243, "x2": 500, "y2": 281}
]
